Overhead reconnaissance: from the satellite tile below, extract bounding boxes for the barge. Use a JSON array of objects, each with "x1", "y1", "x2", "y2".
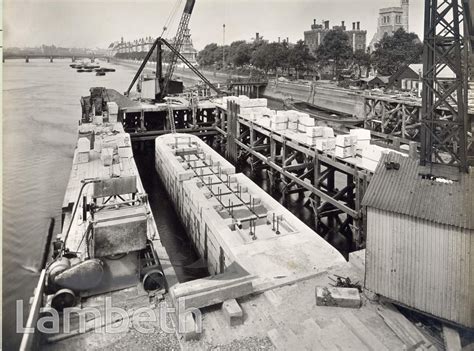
[{"x1": 19, "y1": 111, "x2": 176, "y2": 350}]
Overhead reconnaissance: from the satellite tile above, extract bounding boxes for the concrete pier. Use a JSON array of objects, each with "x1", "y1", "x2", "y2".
[{"x1": 155, "y1": 133, "x2": 346, "y2": 280}]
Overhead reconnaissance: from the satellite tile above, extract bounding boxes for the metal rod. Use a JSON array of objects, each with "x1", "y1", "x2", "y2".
[{"x1": 125, "y1": 38, "x2": 160, "y2": 95}]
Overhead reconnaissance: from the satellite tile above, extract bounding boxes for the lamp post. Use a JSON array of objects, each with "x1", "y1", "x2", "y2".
[{"x1": 222, "y1": 24, "x2": 226, "y2": 70}]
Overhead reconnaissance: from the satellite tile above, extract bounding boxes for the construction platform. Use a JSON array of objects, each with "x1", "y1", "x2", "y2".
[
  {"x1": 153, "y1": 133, "x2": 440, "y2": 350},
  {"x1": 20, "y1": 97, "x2": 453, "y2": 351}
]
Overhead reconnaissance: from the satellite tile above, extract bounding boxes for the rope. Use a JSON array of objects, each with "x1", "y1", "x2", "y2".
[{"x1": 161, "y1": 0, "x2": 183, "y2": 38}]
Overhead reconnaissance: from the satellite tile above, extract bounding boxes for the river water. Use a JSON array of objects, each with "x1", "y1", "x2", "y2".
[
  {"x1": 3, "y1": 60, "x2": 349, "y2": 350},
  {"x1": 2, "y1": 59, "x2": 197, "y2": 350}
]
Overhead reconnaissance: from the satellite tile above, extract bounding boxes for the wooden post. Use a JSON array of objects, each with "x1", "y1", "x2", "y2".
[
  {"x1": 392, "y1": 137, "x2": 401, "y2": 150},
  {"x1": 409, "y1": 141, "x2": 417, "y2": 159}
]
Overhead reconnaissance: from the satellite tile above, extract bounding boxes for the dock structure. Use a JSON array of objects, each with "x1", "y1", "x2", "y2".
[
  {"x1": 213, "y1": 97, "x2": 412, "y2": 249},
  {"x1": 91, "y1": 89, "x2": 218, "y2": 142},
  {"x1": 96, "y1": 90, "x2": 415, "y2": 249},
  {"x1": 363, "y1": 93, "x2": 423, "y2": 141}
]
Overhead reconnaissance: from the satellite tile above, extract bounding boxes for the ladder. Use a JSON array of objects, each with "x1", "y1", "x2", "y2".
[{"x1": 167, "y1": 101, "x2": 176, "y2": 133}]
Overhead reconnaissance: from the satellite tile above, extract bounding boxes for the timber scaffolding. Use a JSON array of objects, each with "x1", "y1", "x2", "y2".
[
  {"x1": 214, "y1": 100, "x2": 416, "y2": 250},
  {"x1": 100, "y1": 89, "x2": 419, "y2": 250}
]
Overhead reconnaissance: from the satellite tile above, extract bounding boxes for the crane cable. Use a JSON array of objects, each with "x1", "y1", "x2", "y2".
[{"x1": 160, "y1": 0, "x2": 183, "y2": 38}]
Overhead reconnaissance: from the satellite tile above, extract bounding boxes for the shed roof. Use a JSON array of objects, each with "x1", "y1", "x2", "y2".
[{"x1": 362, "y1": 153, "x2": 473, "y2": 230}]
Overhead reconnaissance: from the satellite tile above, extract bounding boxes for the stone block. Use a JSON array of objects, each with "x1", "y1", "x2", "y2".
[
  {"x1": 316, "y1": 286, "x2": 361, "y2": 308},
  {"x1": 222, "y1": 299, "x2": 243, "y2": 326}
]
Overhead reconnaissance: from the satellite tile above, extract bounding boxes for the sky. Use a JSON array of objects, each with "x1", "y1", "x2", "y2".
[{"x1": 3, "y1": 0, "x2": 424, "y2": 50}]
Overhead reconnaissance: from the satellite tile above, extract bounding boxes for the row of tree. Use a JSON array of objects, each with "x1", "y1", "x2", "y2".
[
  {"x1": 196, "y1": 28, "x2": 423, "y2": 79},
  {"x1": 197, "y1": 39, "x2": 315, "y2": 78},
  {"x1": 113, "y1": 28, "x2": 423, "y2": 80}
]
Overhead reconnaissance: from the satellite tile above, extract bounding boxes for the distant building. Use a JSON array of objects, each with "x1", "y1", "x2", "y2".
[
  {"x1": 369, "y1": 0, "x2": 409, "y2": 51},
  {"x1": 176, "y1": 28, "x2": 197, "y2": 64},
  {"x1": 389, "y1": 63, "x2": 455, "y2": 96},
  {"x1": 111, "y1": 29, "x2": 197, "y2": 63},
  {"x1": 304, "y1": 20, "x2": 367, "y2": 54}
]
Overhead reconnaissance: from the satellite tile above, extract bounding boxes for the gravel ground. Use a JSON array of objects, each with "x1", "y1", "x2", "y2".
[
  {"x1": 184, "y1": 336, "x2": 275, "y2": 351},
  {"x1": 102, "y1": 312, "x2": 180, "y2": 351}
]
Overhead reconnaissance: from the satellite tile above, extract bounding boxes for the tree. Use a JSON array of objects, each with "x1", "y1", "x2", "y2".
[
  {"x1": 197, "y1": 43, "x2": 219, "y2": 66},
  {"x1": 250, "y1": 42, "x2": 289, "y2": 75},
  {"x1": 250, "y1": 42, "x2": 273, "y2": 73},
  {"x1": 315, "y1": 29, "x2": 353, "y2": 75},
  {"x1": 288, "y1": 40, "x2": 315, "y2": 79},
  {"x1": 352, "y1": 49, "x2": 372, "y2": 78},
  {"x1": 229, "y1": 40, "x2": 252, "y2": 67},
  {"x1": 372, "y1": 28, "x2": 423, "y2": 76}
]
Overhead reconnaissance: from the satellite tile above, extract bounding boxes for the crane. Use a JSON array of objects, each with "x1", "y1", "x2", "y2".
[
  {"x1": 125, "y1": 0, "x2": 224, "y2": 101},
  {"x1": 158, "y1": 0, "x2": 196, "y2": 100}
]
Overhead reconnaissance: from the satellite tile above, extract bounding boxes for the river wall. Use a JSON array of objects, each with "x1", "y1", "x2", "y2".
[{"x1": 112, "y1": 58, "x2": 365, "y2": 118}]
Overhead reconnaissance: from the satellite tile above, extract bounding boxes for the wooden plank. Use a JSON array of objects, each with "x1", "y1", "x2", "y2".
[
  {"x1": 340, "y1": 311, "x2": 389, "y2": 351},
  {"x1": 377, "y1": 304, "x2": 434, "y2": 350},
  {"x1": 267, "y1": 328, "x2": 299, "y2": 350}
]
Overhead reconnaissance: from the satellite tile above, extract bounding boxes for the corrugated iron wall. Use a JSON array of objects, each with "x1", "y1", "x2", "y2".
[{"x1": 366, "y1": 207, "x2": 474, "y2": 328}]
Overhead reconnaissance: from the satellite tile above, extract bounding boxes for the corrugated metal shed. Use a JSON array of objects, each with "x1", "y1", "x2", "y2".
[
  {"x1": 362, "y1": 152, "x2": 473, "y2": 230},
  {"x1": 363, "y1": 152, "x2": 474, "y2": 327}
]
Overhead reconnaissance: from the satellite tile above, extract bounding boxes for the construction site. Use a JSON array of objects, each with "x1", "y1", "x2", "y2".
[{"x1": 17, "y1": 0, "x2": 474, "y2": 350}]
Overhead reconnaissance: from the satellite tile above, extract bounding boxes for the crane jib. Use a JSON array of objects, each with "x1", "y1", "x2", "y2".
[{"x1": 184, "y1": 0, "x2": 196, "y2": 15}]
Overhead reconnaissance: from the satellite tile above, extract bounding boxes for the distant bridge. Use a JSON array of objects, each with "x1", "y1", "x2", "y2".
[{"x1": 2, "y1": 53, "x2": 110, "y2": 63}]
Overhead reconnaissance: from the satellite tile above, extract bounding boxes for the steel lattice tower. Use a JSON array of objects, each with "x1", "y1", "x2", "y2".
[{"x1": 421, "y1": 0, "x2": 471, "y2": 172}]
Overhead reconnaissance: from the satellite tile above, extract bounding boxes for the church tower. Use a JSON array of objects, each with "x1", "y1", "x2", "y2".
[{"x1": 401, "y1": 0, "x2": 409, "y2": 32}]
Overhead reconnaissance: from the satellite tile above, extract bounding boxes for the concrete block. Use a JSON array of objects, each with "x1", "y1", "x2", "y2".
[
  {"x1": 179, "y1": 312, "x2": 201, "y2": 341},
  {"x1": 306, "y1": 126, "x2": 324, "y2": 137},
  {"x1": 297, "y1": 124, "x2": 307, "y2": 133},
  {"x1": 350, "y1": 128, "x2": 371, "y2": 140},
  {"x1": 77, "y1": 137, "x2": 91, "y2": 152},
  {"x1": 336, "y1": 134, "x2": 354, "y2": 147},
  {"x1": 316, "y1": 286, "x2": 361, "y2": 308},
  {"x1": 322, "y1": 127, "x2": 334, "y2": 138},
  {"x1": 222, "y1": 299, "x2": 243, "y2": 326},
  {"x1": 316, "y1": 138, "x2": 336, "y2": 151},
  {"x1": 107, "y1": 101, "x2": 118, "y2": 114},
  {"x1": 76, "y1": 151, "x2": 89, "y2": 164},
  {"x1": 335, "y1": 145, "x2": 355, "y2": 159},
  {"x1": 356, "y1": 139, "x2": 371, "y2": 149},
  {"x1": 101, "y1": 148, "x2": 114, "y2": 166},
  {"x1": 118, "y1": 146, "x2": 133, "y2": 158},
  {"x1": 93, "y1": 115, "x2": 103, "y2": 125}
]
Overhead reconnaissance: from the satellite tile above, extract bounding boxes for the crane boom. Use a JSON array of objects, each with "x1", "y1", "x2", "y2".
[{"x1": 160, "y1": 0, "x2": 196, "y2": 99}]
